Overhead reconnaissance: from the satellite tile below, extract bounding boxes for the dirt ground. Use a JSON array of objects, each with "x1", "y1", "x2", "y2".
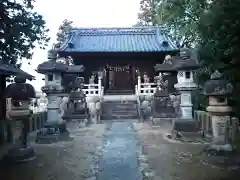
[
  {"x1": 133, "y1": 121, "x2": 240, "y2": 180},
  {"x1": 1, "y1": 120, "x2": 240, "y2": 180},
  {"x1": 0, "y1": 123, "x2": 106, "y2": 180}
]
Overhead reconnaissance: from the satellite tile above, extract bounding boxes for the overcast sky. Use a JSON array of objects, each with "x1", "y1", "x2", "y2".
[{"x1": 21, "y1": 0, "x2": 141, "y2": 91}]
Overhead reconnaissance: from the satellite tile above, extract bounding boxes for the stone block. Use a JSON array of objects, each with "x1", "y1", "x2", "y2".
[
  {"x1": 35, "y1": 122, "x2": 71, "y2": 144},
  {"x1": 3, "y1": 146, "x2": 36, "y2": 163},
  {"x1": 172, "y1": 119, "x2": 197, "y2": 132}
]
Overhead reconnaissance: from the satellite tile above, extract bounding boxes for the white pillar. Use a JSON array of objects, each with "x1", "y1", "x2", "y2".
[
  {"x1": 98, "y1": 76, "x2": 102, "y2": 96},
  {"x1": 43, "y1": 72, "x2": 64, "y2": 124},
  {"x1": 174, "y1": 71, "x2": 197, "y2": 120},
  {"x1": 180, "y1": 91, "x2": 193, "y2": 119},
  {"x1": 101, "y1": 86, "x2": 104, "y2": 96},
  {"x1": 47, "y1": 94, "x2": 61, "y2": 123},
  {"x1": 137, "y1": 76, "x2": 141, "y2": 95}
]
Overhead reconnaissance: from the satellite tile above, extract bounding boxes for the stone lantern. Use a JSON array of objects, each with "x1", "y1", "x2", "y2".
[
  {"x1": 174, "y1": 48, "x2": 200, "y2": 120},
  {"x1": 203, "y1": 70, "x2": 233, "y2": 144},
  {"x1": 3, "y1": 76, "x2": 36, "y2": 162},
  {"x1": 36, "y1": 49, "x2": 69, "y2": 143},
  {"x1": 153, "y1": 56, "x2": 179, "y2": 118},
  {"x1": 65, "y1": 77, "x2": 89, "y2": 123}
]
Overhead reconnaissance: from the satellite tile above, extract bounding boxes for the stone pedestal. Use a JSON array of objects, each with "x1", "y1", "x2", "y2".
[
  {"x1": 36, "y1": 91, "x2": 69, "y2": 144},
  {"x1": 173, "y1": 81, "x2": 198, "y2": 132},
  {"x1": 4, "y1": 112, "x2": 36, "y2": 162},
  {"x1": 212, "y1": 115, "x2": 229, "y2": 143},
  {"x1": 174, "y1": 83, "x2": 197, "y2": 120},
  {"x1": 206, "y1": 104, "x2": 232, "y2": 144},
  {"x1": 172, "y1": 119, "x2": 198, "y2": 133},
  {"x1": 47, "y1": 94, "x2": 62, "y2": 123}
]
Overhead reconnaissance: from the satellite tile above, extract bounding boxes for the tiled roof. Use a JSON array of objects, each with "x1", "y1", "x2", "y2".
[
  {"x1": 0, "y1": 64, "x2": 34, "y2": 79},
  {"x1": 58, "y1": 27, "x2": 178, "y2": 53}
]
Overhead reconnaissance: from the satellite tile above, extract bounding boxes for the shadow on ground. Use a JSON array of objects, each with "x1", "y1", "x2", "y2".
[{"x1": 0, "y1": 123, "x2": 106, "y2": 180}]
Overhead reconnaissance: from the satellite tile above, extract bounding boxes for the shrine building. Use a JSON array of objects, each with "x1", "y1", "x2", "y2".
[{"x1": 56, "y1": 26, "x2": 179, "y2": 95}]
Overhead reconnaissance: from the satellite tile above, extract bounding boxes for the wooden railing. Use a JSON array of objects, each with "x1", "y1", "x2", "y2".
[
  {"x1": 82, "y1": 77, "x2": 104, "y2": 97},
  {"x1": 82, "y1": 84, "x2": 104, "y2": 97},
  {"x1": 136, "y1": 76, "x2": 157, "y2": 96}
]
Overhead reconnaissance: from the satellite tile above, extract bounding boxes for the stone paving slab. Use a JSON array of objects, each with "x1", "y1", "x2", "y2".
[
  {"x1": 0, "y1": 123, "x2": 106, "y2": 180},
  {"x1": 133, "y1": 121, "x2": 240, "y2": 180},
  {"x1": 97, "y1": 121, "x2": 142, "y2": 180}
]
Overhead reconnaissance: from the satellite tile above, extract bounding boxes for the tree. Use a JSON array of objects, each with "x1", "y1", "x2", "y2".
[
  {"x1": 0, "y1": 0, "x2": 50, "y2": 65},
  {"x1": 55, "y1": 19, "x2": 73, "y2": 48},
  {"x1": 0, "y1": 0, "x2": 49, "y2": 121},
  {"x1": 137, "y1": 0, "x2": 210, "y2": 47},
  {"x1": 198, "y1": 0, "x2": 240, "y2": 116},
  {"x1": 137, "y1": 0, "x2": 159, "y2": 25},
  {"x1": 55, "y1": 19, "x2": 73, "y2": 65}
]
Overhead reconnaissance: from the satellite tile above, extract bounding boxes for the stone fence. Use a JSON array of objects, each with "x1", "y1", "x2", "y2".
[
  {"x1": 194, "y1": 110, "x2": 212, "y2": 136},
  {"x1": 194, "y1": 110, "x2": 239, "y2": 143}
]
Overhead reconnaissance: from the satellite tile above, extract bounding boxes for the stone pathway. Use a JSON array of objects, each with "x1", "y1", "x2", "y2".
[{"x1": 97, "y1": 120, "x2": 142, "y2": 180}]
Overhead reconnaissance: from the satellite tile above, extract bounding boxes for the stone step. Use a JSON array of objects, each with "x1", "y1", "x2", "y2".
[
  {"x1": 103, "y1": 95, "x2": 137, "y2": 102},
  {"x1": 101, "y1": 102, "x2": 137, "y2": 106},
  {"x1": 105, "y1": 89, "x2": 134, "y2": 95},
  {"x1": 101, "y1": 107, "x2": 138, "y2": 112},
  {"x1": 102, "y1": 109, "x2": 138, "y2": 114},
  {"x1": 100, "y1": 114, "x2": 139, "y2": 120},
  {"x1": 102, "y1": 111, "x2": 138, "y2": 115},
  {"x1": 102, "y1": 108, "x2": 138, "y2": 112},
  {"x1": 101, "y1": 100, "x2": 139, "y2": 120},
  {"x1": 63, "y1": 114, "x2": 88, "y2": 121},
  {"x1": 102, "y1": 103, "x2": 137, "y2": 107}
]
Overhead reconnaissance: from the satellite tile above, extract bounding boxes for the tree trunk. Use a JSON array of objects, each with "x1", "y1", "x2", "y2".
[{"x1": 0, "y1": 75, "x2": 6, "y2": 145}]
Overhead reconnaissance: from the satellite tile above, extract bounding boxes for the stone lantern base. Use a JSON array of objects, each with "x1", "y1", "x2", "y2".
[
  {"x1": 35, "y1": 121, "x2": 71, "y2": 144},
  {"x1": 3, "y1": 146, "x2": 36, "y2": 163},
  {"x1": 3, "y1": 114, "x2": 36, "y2": 163},
  {"x1": 172, "y1": 119, "x2": 198, "y2": 133}
]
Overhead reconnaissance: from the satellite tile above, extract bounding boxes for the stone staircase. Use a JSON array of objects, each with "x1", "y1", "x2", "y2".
[
  {"x1": 101, "y1": 100, "x2": 139, "y2": 120},
  {"x1": 105, "y1": 89, "x2": 134, "y2": 95}
]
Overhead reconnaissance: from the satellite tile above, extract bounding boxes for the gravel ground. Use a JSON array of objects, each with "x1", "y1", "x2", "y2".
[
  {"x1": 0, "y1": 123, "x2": 106, "y2": 180},
  {"x1": 133, "y1": 121, "x2": 240, "y2": 180}
]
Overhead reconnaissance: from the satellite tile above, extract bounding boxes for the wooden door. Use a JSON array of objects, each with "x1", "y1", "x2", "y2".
[{"x1": 114, "y1": 71, "x2": 132, "y2": 90}]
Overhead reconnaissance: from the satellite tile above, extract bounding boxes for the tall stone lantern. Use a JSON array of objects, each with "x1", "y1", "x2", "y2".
[
  {"x1": 4, "y1": 76, "x2": 36, "y2": 162},
  {"x1": 174, "y1": 48, "x2": 200, "y2": 120},
  {"x1": 203, "y1": 70, "x2": 233, "y2": 144},
  {"x1": 36, "y1": 49, "x2": 69, "y2": 143},
  {"x1": 172, "y1": 48, "x2": 200, "y2": 133}
]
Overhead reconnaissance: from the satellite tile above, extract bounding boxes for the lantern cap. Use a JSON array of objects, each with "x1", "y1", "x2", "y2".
[
  {"x1": 4, "y1": 76, "x2": 36, "y2": 100},
  {"x1": 174, "y1": 48, "x2": 200, "y2": 70},
  {"x1": 203, "y1": 70, "x2": 233, "y2": 96}
]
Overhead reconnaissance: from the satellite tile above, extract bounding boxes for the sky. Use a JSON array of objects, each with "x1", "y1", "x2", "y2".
[{"x1": 20, "y1": 0, "x2": 141, "y2": 91}]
